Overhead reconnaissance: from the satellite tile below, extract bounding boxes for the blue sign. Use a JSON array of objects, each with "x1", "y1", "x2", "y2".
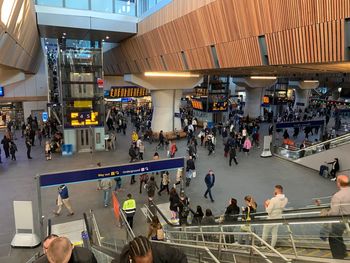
[
  {"x1": 104, "y1": 90, "x2": 110, "y2": 97},
  {"x1": 0, "y1": 86, "x2": 4, "y2": 97},
  {"x1": 39, "y1": 157, "x2": 185, "y2": 188},
  {"x1": 276, "y1": 120, "x2": 324, "y2": 129},
  {"x1": 121, "y1": 97, "x2": 132, "y2": 103},
  {"x1": 42, "y1": 112, "x2": 48, "y2": 122}
]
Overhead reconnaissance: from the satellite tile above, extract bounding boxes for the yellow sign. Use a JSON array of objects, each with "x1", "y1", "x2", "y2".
[
  {"x1": 74, "y1": 101, "x2": 92, "y2": 108},
  {"x1": 70, "y1": 111, "x2": 99, "y2": 126}
]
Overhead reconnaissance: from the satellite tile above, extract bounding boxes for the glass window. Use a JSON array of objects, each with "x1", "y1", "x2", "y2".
[
  {"x1": 65, "y1": 0, "x2": 89, "y2": 10},
  {"x1": 36, "y1": 0, "x2": 63, "y2": 8},
  {"x1": 91, "y1": 0, "x2": 113, "y2": 13},
  {"x1": 115, "y1": 0, "x2": 136, "y2": 16}
]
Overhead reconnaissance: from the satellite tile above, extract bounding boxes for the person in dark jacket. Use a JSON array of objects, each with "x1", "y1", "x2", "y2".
[
  {"x1": 328, "y1": 158, "x2": 340, "y2": 181},
  {"x1": 129, "y1": 144, "x2": 137, "y2": 163},
  {"x1": 34, "y1": 237, "x2": 97, "y2": 263},
  {"x1": 178, "y1": 192, "x2": 190, "y2": 226},
  {"x1": 229, "y1": 146, "x2": 238, "y2": 166},
  {"x1": 118, "y1": 236, "x2": 187, "y2": 263},
  {"x1": 9, "y1": 141, "x2": 17, "y2": 161},
  {"x1": 169, "y1": 187, "x2": 179, "y2": 221},
  {"x1": 224, "y1": 198, "x2": 240, "y2": 223},
  {"x1": 204, "y1": 170, "x2": 215, "y2": 202},
  {"x1": 191, "y1": 205, "x2": 204, "y2": 225},
  {"x1": 185, "y1": 155, "x2": 196, "y2": 186},
  {"x1": 1, "y1": 135, "x2": 10, "y2": 158}
]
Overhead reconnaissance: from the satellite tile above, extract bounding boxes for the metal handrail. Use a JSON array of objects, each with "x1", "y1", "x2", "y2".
[
  {"x1": 90, "y1": 210, "x2": 102, "y2": 246},
  {"x1": 165, "y1": 230, "x2": 290, "y2": 262},
  {"x1": 152, "y1": 240, "x2": 221, "y2": 263}
]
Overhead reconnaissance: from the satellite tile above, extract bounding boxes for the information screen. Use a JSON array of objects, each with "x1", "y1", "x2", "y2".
[
  {"x1": 191, "y1": 99, "x2": 203, "y2": 110},
  {"x1": 211, "y1": 101, "x2": 228, "y2": 111},
  {"x1": 109, "y1": 87, "x2": 147, "y2": 98},
  {"x1": 69, "y1": 111, "x2": 99, "y2": 127}
]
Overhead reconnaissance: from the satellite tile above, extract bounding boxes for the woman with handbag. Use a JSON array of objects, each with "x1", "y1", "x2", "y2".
[
  {"x1": 239, "y1": 195, "x2": 257, "y2": 244},
  {"x1": 147, "y1": 216, "x2": 165, "y2": 241}
]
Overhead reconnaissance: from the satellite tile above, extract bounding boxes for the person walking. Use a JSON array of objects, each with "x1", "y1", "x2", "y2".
[
  {"x1": 169, "y1": 187, "x2": 180, "y2": 221},
  {"x1": 122, "y1": 193, "x2": 136, "y2": 229},
  {"x1": 45, "y1": 141, "x2": 52, "y2": 160},
  {"x1": 156, "y1": 130, "x2": 165, "y2": 150},
  {"x1": 139, "y1": 140, "x2": 145, "y2": 160},
  {"x1": 98, "y1": 178, "x2": 112, "y2": 207},
  {"x1": 54, "y1": 184, "x2": 74, "y2": 216},
  {"x1": 9, "y1": 141, "x2": 17, "y2": 161},
  {"x1": 262, "y1": 185, "x2": 288, "y2": 248},
  {"x1": 243, "y1": 137, "x2": 252, "y2": 156},
  {"x1": 185, "y1": 155, "x2": 195, "y2": 186},
  {"x1": 204, "y1": 170, "x2": 215, "y2": 202},
  {"x1": 139, "y1": 173, "x2": 149, "y2": 194},
  {"x1": 229, "y1": 145, "x2": 238, "y2": 166},
  {"x1": 1, "y1": 135, "x2": 10, "y2": 159},
  {"x1": 25, "y1": 135, "x2": 32, "y2": 159},
  {"x1": 326, "y1": 175, "x2": 350, "y2": 259},
  {"x1": 158, "y1": 171, "x2": 170, "y2": 196},
  {"x1": 169, "y1": 141, "x2": 177, "y2": 158},
  {"x1": 146, "y1": 176, "x2": 159, "y2": 199}
]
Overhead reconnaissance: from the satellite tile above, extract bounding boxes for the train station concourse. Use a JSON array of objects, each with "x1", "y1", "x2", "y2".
[{"x1": 1, "y1": 0, "x2": 350, "y2": 262}]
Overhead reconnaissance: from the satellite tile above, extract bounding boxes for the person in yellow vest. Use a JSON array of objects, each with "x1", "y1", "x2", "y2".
[
  {"x1": 122, "y1": 193, "x2": 136, "y2": 229},
  {"x1": 131, "y1": 131, "x2": 138, "y2": 143}
]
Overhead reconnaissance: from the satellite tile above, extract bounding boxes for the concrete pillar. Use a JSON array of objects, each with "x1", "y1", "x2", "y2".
[
  {"x1": 294, "y1": 89, "x2": 310, "y2": 109},
  {"x1": 151, "y1": 89, "x2": 182, "y2": 132},
  {"x1": 245, "y1": 87, "x2": 263, "y2": 118}
]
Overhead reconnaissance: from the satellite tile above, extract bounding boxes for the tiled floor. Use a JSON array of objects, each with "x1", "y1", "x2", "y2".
[{"x1": 0, "y1": 120, "x2": 338, "y2": 262}]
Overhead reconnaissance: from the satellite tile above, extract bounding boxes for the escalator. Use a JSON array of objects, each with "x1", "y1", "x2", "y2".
[
  {"x1": 147, "y1": 201, "x2": 350, "y2": 263},
  {"x1": 274, "y1": 132, "x2": 350, "y2": 171}
]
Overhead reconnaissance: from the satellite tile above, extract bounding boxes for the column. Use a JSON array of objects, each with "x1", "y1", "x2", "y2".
[
  {"x1": 151, "y1": 89, "x2": 182, "y2": 132},
  {"x1": 245, "y1": 87, "x2": 263, "y2": 118},
  {"x1": 294, "y1": 89, "x2": 310, "y2": 109}
]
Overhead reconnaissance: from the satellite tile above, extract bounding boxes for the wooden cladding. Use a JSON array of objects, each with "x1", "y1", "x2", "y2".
[
  {"x1": 104, "y1": 0, "x2": 350, "y2": 75},
  {"x1": 138, "y1": 0, "x2": 216, "y2": 35},
  {"x1": 266, "y1": 20, "x2": 344, "y2": 65}
]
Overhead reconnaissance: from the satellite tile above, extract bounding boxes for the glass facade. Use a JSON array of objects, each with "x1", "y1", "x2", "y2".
[{"x1": 35, "y1": 0, "x2": 168, "y2": 17}]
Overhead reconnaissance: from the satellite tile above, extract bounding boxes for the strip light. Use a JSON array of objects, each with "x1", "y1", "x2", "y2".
[
  {"x1": 144, "y1": 72, "x2": 200, "y2": 77},
  {"x1": 303, "y1": 80, "x2": 319, "y2": 83},
  {"x1": 250, "y1": 76, "x2": 277, "y2": 80}
]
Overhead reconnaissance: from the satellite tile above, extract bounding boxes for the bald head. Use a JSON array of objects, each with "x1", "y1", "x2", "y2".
[
  {"x1": 46, "y1": 237, "x2": 73, "y2": 263},
  {"x1": 337, "y1": 175, "x2": 349, "y2": 188}
]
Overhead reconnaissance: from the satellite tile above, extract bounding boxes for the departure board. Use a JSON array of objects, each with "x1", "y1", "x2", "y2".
[
  {"x1": 109, "y1": 86, "x2": 148, "y2": 98},
  {"x1": 211, "y1": 101, "x2": 228, "y2": 111},
  {"x1": 69, "y1": 111, "x2": 99, "y2": 127},
  {"x1": 191, "y1": 99, "x2": 203, "y2": 110}
]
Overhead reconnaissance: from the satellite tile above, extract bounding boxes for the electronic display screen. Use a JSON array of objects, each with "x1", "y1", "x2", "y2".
[
  {"x1": 0, "y1": 87, "x2": 4, "y2": 97},
  {"x1": 109, "y1": 87, "x2": 147, "y2": 98},
  {"x1": 69, "y1": 111, "x2": 99, "y2": 127},
  {"x1": 191, "y1": 99, "x2": 203, "y2": 110},
  {"x1": 211, "y1": 101, "x2": 228, "y2": 111}
]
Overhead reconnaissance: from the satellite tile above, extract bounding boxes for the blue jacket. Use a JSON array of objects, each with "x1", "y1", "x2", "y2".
[
  {"x1": 205, "y1": 174, "x2": 215, "y2": 187},
  {"x1": 58, "y1": 185, "x2": 69, "y2": 199}
]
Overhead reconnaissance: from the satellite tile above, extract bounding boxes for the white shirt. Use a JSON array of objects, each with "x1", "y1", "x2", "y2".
[{"x1": 266, "y1": 194, "x2": 288, "y2": 219}]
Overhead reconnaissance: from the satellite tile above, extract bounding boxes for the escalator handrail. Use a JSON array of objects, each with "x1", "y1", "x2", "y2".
[
  {"x1": 91, "y1": 244, "x2": 119, "y2": 260},
  {"x1": 215, "y1": 204, "x2": 331, "y2": 221}
]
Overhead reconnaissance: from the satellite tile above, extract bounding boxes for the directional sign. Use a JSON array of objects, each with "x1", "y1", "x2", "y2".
[
  {"x1": 276, "y1": 120, "x2": 324, "y2": 129},
  {"x1": 39, "y1": 157, "x2": 185, "y2": 188}
]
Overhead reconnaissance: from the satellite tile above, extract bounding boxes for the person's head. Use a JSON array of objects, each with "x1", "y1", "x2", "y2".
[
  {"x1": 151, "y1": 216, "x2": 160, "y2": 225},
  {"x1": 43, "y1": 234, "x2": 58, "y2": 254},
  {"x1": 153, "y1": 152, "x2": 159, "y2": 157},
  {"x1": 230, "y1": 198, "x2": 238, "y2": 207},
  {"x1": 127, "y1": 193, "x2": 132, "y2": 199},
  {"x1": 196, "y1": 205, "x2": 203, "y2": 214},
  {"x1": 205, "y1": 209, "x2": 213, "y2": 217},
  {"x1": 337, "y1": 175, "x2": 349, "y2": 189},
  {"x1": 335, "y1": 158, "x2": 339, "y2": 162},
  {"x1": 170, "y1": 187, "x2": 177, "y2": 195},
  {"x1": 208, "y1": 169, "x2": 213, "y2": 175},
  {"x1": 188, "y1": 155, "x2": 192, "y2": 159},
  {"x1": 46, "y1": 237, "x2": 73, "y2": 263},
  {"x1": 128, "y1": 236, "x2": 153, "y2": 263},
  {"x1": 274, "y1": 185, "x2": 284, "y2": 195}
]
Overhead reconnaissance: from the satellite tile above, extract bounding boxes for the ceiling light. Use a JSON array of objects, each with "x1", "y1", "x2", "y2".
[
  {"x1": 63, "y1": 32, "x2": 66, "y2": 36},
  {"x1": 144, "y1": 72, "x2": 200, "y2": 78},
  {"x1": 102, "y1": 39, "x2": 105, "y2": 42},
  {"x1": 250, "y1": 76, "x2": 277, "y2": 80},
  {"x1": 303, "y1": 80, "x2": 319, "y2": 83},
  {"x1": 106, "y1": 36, "x2": 110, "y2": 40},
  {"x1": 338, "y1": 87, "x2": 342, "y2": 93},
  {"x1": 62, "y1": 36, "x2": 65, "y2": 39}
]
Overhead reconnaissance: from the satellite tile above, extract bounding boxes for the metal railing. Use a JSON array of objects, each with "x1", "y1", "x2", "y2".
[{"x1": 275, "y1": 132, "x2": 350, "y2": 160}]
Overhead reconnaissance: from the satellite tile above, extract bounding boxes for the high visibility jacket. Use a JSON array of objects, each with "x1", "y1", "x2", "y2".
[{"x1": 123, "y1": 199, "x2": 136, "y2": 216}]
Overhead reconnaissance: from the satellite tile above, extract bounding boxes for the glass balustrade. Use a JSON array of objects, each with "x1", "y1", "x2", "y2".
[{"x1": 275, "y1": 132, "x2": 350, "y2": 160}]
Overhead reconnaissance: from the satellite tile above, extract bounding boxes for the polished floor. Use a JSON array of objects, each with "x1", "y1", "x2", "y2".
[{"x1": 0, "y1": 121, "x2": 339, "y2": 262}]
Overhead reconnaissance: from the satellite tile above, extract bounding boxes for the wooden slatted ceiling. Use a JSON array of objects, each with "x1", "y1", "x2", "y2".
[{"x1": 105, "y1": 0, "x2": 350, "y2": 74}]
